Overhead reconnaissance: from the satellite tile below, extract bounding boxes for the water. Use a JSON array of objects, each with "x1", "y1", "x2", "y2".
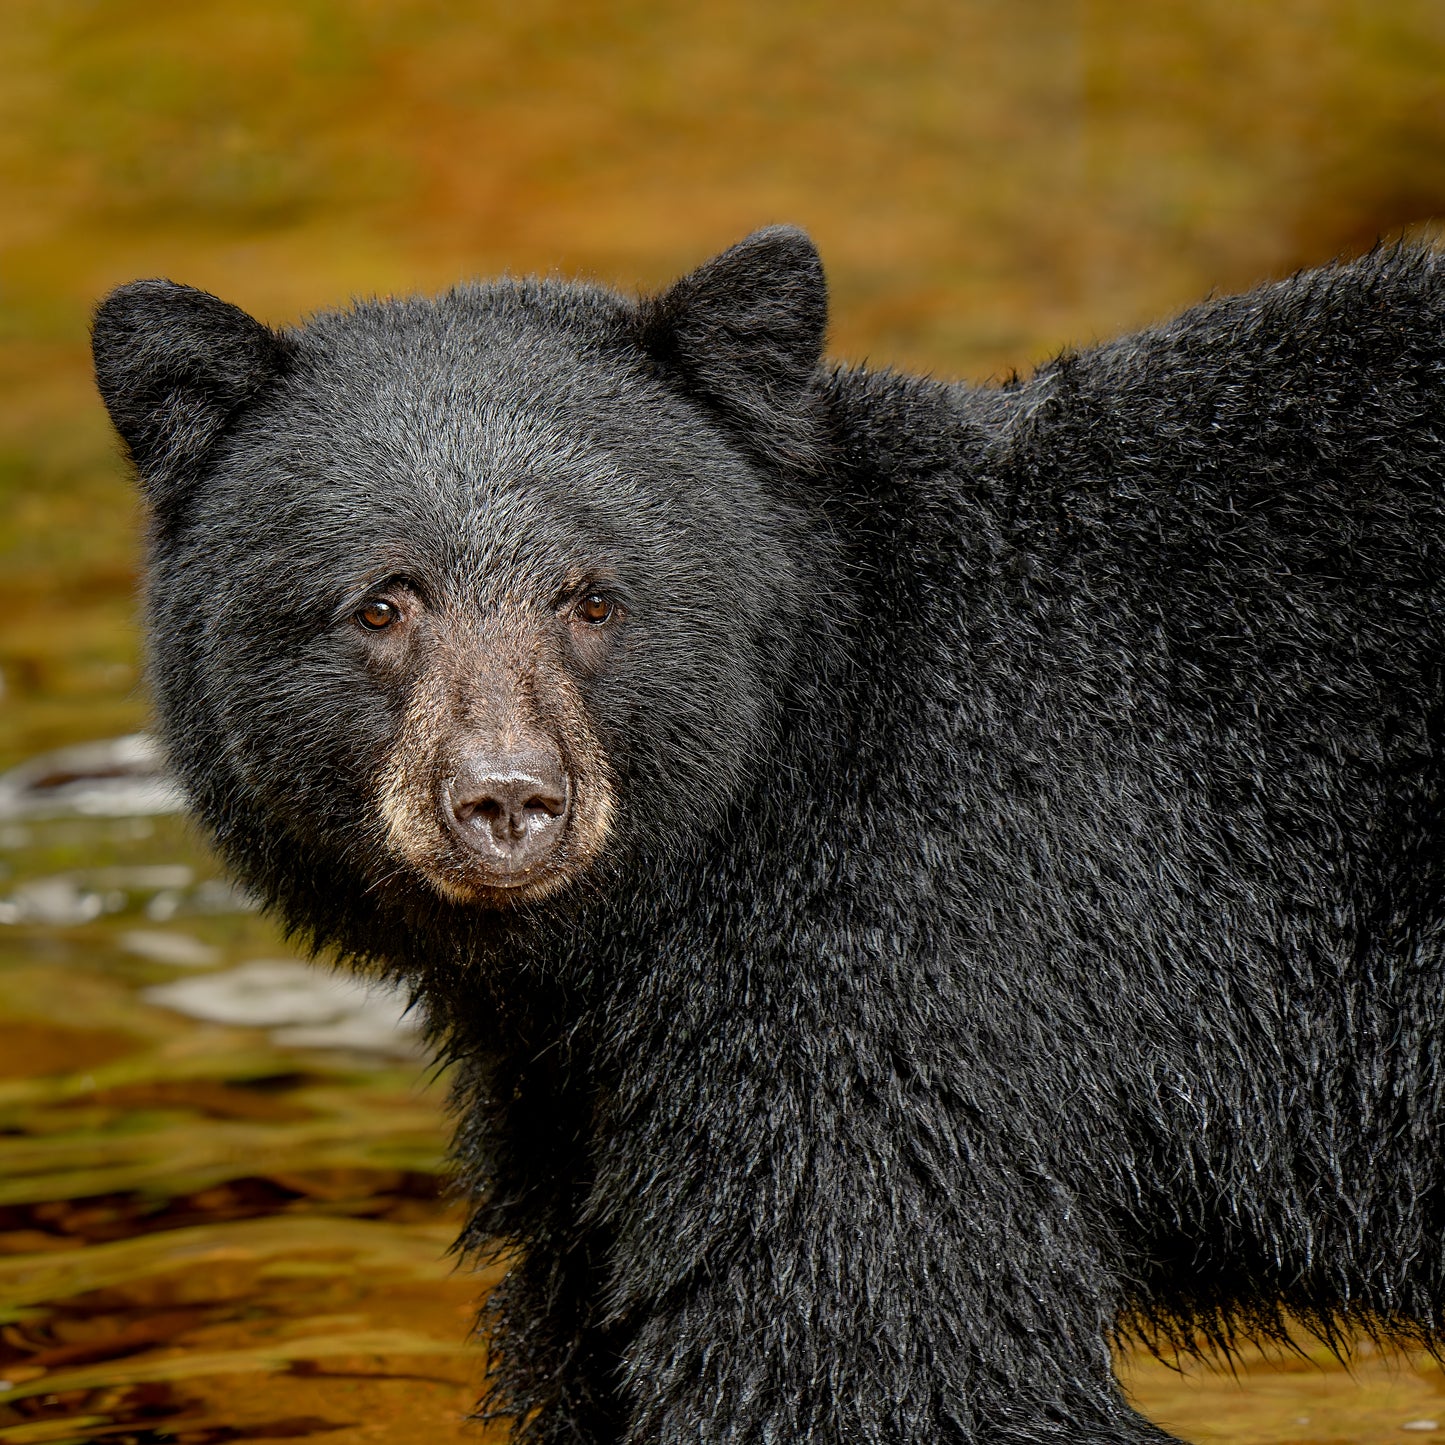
[{"x1": 0, "y1": 767, "x2": 496, "y2": 1445}]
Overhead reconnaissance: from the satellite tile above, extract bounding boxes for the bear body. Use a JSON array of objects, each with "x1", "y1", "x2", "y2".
[{"x1": 93, "y1": 232, "x2": 1445, "y2": 1443}]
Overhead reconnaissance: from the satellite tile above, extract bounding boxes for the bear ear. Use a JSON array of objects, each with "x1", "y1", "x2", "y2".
[
  {"x1": 92, "y1": 280, "x2": 288, "y2": 509},
  {"x1": 637, "y1": 226, "x2": 828, "y2": 469}
]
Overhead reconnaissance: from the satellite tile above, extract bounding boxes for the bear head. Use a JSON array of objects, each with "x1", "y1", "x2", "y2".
[{"x1": 92, "y1": 229, "x2": 835, "y2": 932}]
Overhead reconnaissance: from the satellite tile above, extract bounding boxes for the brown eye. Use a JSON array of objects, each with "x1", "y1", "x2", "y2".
[
  {"x1": 578, "y1": 592, "x2": 613, "y2": 625},
  {"x1": 357, "y1": 599, "x2": 398, "y2": 630}
]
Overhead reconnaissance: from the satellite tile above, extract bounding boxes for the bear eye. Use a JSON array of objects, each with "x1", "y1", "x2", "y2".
[
  {"x1": 577, "y1": 592, "x2": 613, "y2": 625},
  {"x1": 356, "y1": 599, "x2": 399, "y2": 630}
]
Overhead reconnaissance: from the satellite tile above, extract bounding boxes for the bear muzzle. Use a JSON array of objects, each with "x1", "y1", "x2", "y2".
[{"x1": 441, "y1": 745, "x2": 571, "y2": 884}]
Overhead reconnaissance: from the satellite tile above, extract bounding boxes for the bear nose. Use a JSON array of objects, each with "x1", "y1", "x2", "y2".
[{"x1": 444, "y1": 747, "x2": 570, "y2": 879}]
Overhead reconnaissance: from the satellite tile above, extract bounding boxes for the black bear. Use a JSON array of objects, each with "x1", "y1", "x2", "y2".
[{"x1": 93, "y1": 229, "x2": 1445, "y2": 1443}]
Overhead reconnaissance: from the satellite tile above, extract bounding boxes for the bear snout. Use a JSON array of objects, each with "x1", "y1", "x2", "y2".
[{"x1": 442, "y1": 747, "x2": 571, "y2": 881}]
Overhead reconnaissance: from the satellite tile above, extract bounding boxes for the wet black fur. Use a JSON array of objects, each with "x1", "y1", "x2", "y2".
[{"x1": 94, "y1": 230, "x2": 1445, "y2": 1443}]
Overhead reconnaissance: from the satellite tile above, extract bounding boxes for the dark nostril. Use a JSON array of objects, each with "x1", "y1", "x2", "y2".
[{"x1": 453, "y1": 781, "x2": 560, "y2": 829}]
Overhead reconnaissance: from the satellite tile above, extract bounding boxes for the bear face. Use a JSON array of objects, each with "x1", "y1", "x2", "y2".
[{"x1": 95, "y1": 232, "x2": 834, "y2": 918}]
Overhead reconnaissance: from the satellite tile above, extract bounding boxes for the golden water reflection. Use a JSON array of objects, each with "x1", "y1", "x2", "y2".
[{"x1": 0, "y1": 810, "x2": 496, "y2": 1444}]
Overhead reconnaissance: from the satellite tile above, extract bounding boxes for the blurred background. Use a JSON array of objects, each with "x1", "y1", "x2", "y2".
[{"x1": 5, "y1": 2, "x2": 1445, "y2": 1442}]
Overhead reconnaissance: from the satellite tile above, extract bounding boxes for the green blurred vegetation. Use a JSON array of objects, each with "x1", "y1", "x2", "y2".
[{"x1": 5, "y1": 0, "x2": 1445, "y2": 765}]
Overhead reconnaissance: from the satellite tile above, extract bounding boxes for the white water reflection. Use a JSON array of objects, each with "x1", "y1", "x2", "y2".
[
  {"x1": 143, "y1": 959, "x2": 423, "y2": 1059},
  {"x1": 0, "y1": 734, "x2": 184, "y2": 822}
]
